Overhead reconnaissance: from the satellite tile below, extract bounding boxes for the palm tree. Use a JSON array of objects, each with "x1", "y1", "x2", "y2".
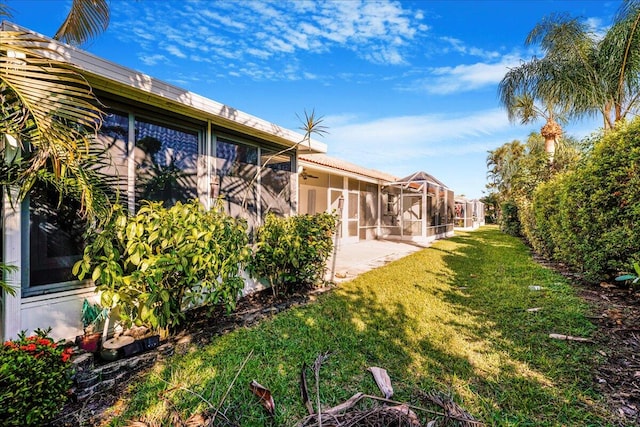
[
  {"x1": 486, "y1": 140, "x2": 525, "y2": 201},
  {"x1": 0, "y1": 0, "x2": 110, "y2": 221},
  {"x1": 498, "y1": 15, "x2": 595, "y2": 159},
  {"x1": 500, "y1": 2, "x2": 640, "y2": 151}
]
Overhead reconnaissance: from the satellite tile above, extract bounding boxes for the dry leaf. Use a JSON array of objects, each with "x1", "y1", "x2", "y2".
[
  {"x1": 185, "y1": 413, "x2": 208, "y2": 427},
  {"x1": 249, "y1": 380, "x2": 275, "y2": 415},
  {"x1": 324, "y1": 392, "x2": 364, "y2": 415},
  {"x1": 300, "y1": 362, "x2": 314, "y2": 415},
  {"x1": 526, "y1": 307, "x2": 542, "y2": 312},
  {"x1": 368, "y1": 366, "x2": 393, "y2": 399}
]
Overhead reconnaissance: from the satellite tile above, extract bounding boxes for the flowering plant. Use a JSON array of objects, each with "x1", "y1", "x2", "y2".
[{"x1": 0, "y1": 328, "x2": 74, "y2": 426}]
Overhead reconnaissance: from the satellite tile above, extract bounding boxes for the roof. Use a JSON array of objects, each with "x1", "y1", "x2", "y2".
[
  {"x1": 299, "y1": 153, "x2": 397, "y2": 182},
  {"x1": 394, "y1": 171, "x2": 449, "y2": 188},
  {"x1": 1, "y1": 21, "x2": 327, "y2": 154}
]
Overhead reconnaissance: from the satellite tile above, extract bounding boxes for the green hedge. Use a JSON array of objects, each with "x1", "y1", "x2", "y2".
[{"x1": 525, "y1": 120, "x2": 640, "y2": 282}]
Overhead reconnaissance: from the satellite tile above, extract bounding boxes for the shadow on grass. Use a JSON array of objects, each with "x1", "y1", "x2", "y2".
[{"x1": 105, "y1": 226, "x2": 610, "y2": 427}]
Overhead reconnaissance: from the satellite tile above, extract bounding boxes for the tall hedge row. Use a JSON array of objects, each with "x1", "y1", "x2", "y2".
[{"x1": 524, "y1": 120, "x2": 640, "y2": 282}]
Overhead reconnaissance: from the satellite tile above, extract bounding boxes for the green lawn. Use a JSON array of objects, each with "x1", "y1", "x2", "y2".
[{"x1": 105, "y1": 226, "x2": 610, "y2": 426}]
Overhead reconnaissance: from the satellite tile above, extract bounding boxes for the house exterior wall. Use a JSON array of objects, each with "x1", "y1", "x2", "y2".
[{"x1": 0, "y1": 24, "x2": 323, "y2": 342}]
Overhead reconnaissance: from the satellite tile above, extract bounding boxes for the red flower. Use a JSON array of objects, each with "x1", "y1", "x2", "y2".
[
  {"x1": 37, "y1": 338, "x2": 51, "y2": 346},
  {"x1": 61, "y1": 348, "x2": 73, "y2": 363},
  {"x1": 25, "y1": 343, "x2": 37, "y2": 352}
]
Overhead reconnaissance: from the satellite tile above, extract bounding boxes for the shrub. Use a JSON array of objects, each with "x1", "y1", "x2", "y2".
[
  {"x1": 249, "y1": 212, "x2": 337, "y2": 295},
  {"x1": 0, "y1": 328, "x2": 74, "y2": 426},
  {"x1": 526, "y1": 119, "x2": 640, "y2": 281},
  {"x1": 500, "y1": 200, "x2": 521, "y2": 236},
  {"x1": 73, "y1": 199, "x2": 250, "y2": 331}
]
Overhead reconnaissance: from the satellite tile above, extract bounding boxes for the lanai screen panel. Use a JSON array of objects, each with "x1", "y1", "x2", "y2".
[
  {"x1": 446, "y1": 190, "x2": 455, "y2": 232},
  {"x1": 216, "y1": 139, "x2": 259, "y2": 229},
  {"x1": 260, "y1": 149, "x2": 293, "y2": 218},
  {"x1": 402, "y1": 194, "x2": 422, "y2": 236},
  {"x1": 427, "y1": 184, "x2": 437, "y2": 237},
  {"x1": 134, "y1": 118, "x2": 199, "y2": 209},
  {"x1": 360, "y1": 183, "x2": 379, "y2": 239}
]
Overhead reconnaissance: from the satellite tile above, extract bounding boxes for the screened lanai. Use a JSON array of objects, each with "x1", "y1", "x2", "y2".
[{"x1": 381, "y1": 171, "x2": 455, "y2": 241}]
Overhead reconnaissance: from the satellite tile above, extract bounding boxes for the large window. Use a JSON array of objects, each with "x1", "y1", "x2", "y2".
[
  {"x1": 135, "y1": 119, "x2": 199, "y2": 209},
  {"x1": 25, "y1": 110, "x2": 203, "y2": 294},
  {"x1": 27, "y1": 183, "x2": 86, "y2": 292},
  {"x1": 216, "y1": 138, "x2": 259, "y2": 227},
  {"x1": 23, "y1": 107, "x2": 295, "y2": 294},
  {"x1": 260, "y1": 148, "x2": 292, "y2": 219}
]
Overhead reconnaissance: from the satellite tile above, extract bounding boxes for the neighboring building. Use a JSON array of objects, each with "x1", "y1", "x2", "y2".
[
  {"x1": 298, "y1": 156, "x2": 455, "y2": 243},
  {"x1": 1, "y1": 23, "x2": 458, "y2": 342},
  {"x1": 454, "y1": 197, "x2": 486, "y2": 230}
]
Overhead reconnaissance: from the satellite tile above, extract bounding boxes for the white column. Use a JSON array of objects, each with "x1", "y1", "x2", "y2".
[
  {"x1": 2, "y1": 189, "x2": 22, "y2": 341},
  {"x1": 422, "y1": 183, "x2": 427, "y2": 240},
  {"x1": 127, "y1": 113, "x2": 136, "y2": 214}
]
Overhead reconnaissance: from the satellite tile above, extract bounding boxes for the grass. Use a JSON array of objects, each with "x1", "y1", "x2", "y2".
[{"x1": 104, "y1": 226, "x2": 610, "y2": 426}]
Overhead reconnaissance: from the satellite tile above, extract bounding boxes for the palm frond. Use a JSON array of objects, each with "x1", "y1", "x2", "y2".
[
  {"x1": 1, "y1": 30, "x2": 109, "y2": 223},
  {"x1": 296, "y1": 109, "x2": 329, "y2": 145},
  {"x1": 54, "y1": 0, "x2": 109, "y2": 46},
  {"x1": 0, "y1": 3, "x2": 13, "y2": 18}
]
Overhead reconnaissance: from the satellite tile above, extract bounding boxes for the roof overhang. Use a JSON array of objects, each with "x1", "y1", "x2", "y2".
[
  {"x1": 1, "y1": 21, "x2": 327, "y2": 154},
  {"x1": 298, "y1": 154, "x2": 397, "y2": 184}
]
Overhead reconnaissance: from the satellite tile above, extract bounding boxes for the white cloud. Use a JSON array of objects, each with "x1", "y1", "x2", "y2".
[
  {"x1": 139, "y1": 54, "x2": 167, "y2": 66},
  {"x1": 440, "y1": 36, "x2": 501, "y2": 60},
  {"x1": 324, "y1": 109, "x2": 510, "y2": 158},
  {"x1": 165, "y1": 45, "x2": 187, "y2": 59},
  {"x1": 401, "y1": 54, "x2": 521, "y2": 95},
  {"x1": 111, "y1": 0, "x2": 430, "y2": 80}
]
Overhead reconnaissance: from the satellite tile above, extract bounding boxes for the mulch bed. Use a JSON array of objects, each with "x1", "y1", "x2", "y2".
[
  {"x1": 534, "y1": 255, "x2": 640, "y2": 426},
  {"x1": 52, "y1": 257, "x2": 640, "y2": 426}
]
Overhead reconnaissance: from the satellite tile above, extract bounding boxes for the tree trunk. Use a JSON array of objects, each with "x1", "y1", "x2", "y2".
[{"x1": 541, "y1": 118, "x2": 562, "y2": 163}]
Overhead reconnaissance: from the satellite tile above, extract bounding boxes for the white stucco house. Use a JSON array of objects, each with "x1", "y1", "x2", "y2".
[{"x1": 1, "y1": 22, "x2": 457, "y2": 342}]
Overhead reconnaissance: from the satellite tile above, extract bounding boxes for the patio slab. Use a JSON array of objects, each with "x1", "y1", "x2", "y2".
[{"x1": 326, "y1": 239, "x2": 431, "y2": 282}]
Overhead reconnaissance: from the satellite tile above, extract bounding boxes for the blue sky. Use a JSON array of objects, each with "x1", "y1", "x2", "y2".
[{"x1": 5, "y1": 0, "x2": 621, "y2": 198}]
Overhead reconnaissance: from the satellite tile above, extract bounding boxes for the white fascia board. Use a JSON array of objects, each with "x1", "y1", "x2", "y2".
[{"x1": 1, "y1": 22, "x2": 327, "y2": 154}]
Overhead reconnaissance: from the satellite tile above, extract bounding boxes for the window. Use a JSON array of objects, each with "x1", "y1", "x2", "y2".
[
  {"x1": 27, "y1": 182, "x2": 87, "y2": 293},
  {"x1": 260, "y1": 148, "x2": 293, "y2": 218},
  {"x1": 135, "y1": 118, "x2": 199, "y2": 209},
  {"x1": 216, "y1": 138, "x2": 259, "y2": 227},
  {"x1": 25, "y1": 110, "x2": 203, "y2": 295},
  {"x1": 386, "y1": 194, "x2": 396, "y2": 215}
]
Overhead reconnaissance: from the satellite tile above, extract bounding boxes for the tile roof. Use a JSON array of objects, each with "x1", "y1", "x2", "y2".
[{"x1": 299, "y1": 153, "x2": 397, "y2": 182}]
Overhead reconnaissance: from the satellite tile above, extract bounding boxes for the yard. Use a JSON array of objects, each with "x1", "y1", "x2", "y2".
[{"x1": 65, "y1": 226, "x2": 630, "y2": 426}]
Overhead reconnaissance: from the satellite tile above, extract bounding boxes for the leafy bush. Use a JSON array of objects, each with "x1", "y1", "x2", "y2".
[
  {"x1": 249, "y1": 212, "x2": 337, "y2": 295},
  {"x1": 73, "y1": 199, "x2": 250, "y2": 331},
  {"x1": 526, "y1": 119, "x2": 640, "y2": 281},
  {"x1": 500, "y1": 200, "x2": 521, "y2": 236},
  {"x1": 0, "y1": 328, "x2": 74, "y2": 426}
]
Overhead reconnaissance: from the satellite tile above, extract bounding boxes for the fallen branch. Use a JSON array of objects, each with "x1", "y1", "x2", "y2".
[{"x1": 548, "y1": 333, "x2": 594, "y2": 343}]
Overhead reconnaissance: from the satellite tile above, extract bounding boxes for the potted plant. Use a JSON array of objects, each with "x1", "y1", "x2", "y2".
[{"x1": 77, "y1": 299, "x2": 107, "y2": 352}]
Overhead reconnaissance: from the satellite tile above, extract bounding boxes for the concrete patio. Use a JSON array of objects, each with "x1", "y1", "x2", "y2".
[{"x1": 327, "y1": 239, "x2": 431, "y2": 282}]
